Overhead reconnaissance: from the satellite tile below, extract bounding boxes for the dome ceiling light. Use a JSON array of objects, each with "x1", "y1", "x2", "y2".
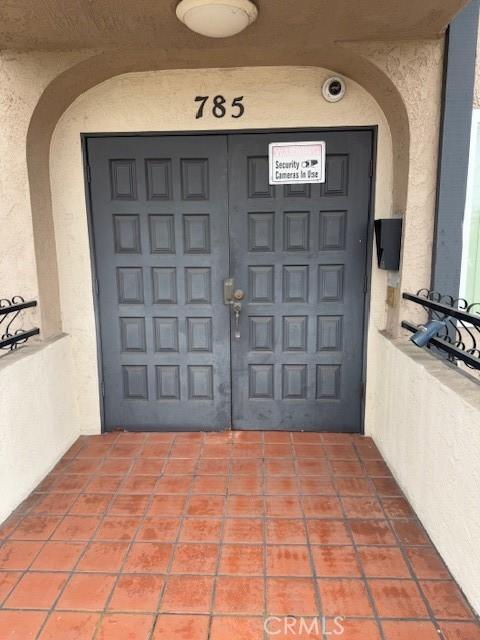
[{"x1": 176, "y1": 0, "x2": 258, "y2": 38}]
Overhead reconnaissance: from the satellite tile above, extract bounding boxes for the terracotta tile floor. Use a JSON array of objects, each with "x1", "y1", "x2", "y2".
[{"x1": 0, "y1": 431, "x2": 479, "y2": 639}]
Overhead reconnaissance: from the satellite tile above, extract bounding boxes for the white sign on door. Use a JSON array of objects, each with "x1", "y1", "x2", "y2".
[{"x1": 269, "y1": 141, "x2": 326, "y2": 185}]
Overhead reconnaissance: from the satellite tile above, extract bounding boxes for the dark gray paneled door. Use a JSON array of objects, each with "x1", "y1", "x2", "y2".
[
  {"x1": 87, "y1": 130, "x2": 372, "y2": 432},
  {"x1": 228, "y1": 132, "x2": 372, "y2": 431},
  {"x1": 87, "y1": 135, "x2": 231, "y2": 430}
]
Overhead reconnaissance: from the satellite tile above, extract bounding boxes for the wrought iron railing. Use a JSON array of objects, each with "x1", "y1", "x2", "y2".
[
  {"x1": 0, "y1": 297, "x2": 40, "y2": 352},
  {"x1": 402, "y1": 289, "x2": 480, "y2": 370}
]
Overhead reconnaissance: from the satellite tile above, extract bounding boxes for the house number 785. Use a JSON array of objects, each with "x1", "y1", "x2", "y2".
[{"x1": 194, "y1": 95, "x2": 245, "y2": 119}]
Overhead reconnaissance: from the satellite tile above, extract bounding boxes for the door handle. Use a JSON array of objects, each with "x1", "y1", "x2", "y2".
[{"x1": 232, "y1": 301, "x2": 242, "y2": 339}]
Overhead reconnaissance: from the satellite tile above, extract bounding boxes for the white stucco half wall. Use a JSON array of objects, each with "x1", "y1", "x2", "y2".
[
  {"x1": 0, "y1": 336, "x2": 80, "y2": 522},
  {"x1": 50, "y1": 65, "x2": 393, "y2": 433},
  {"x1": 368, "y1": 331, "x2": 480, "y2": 614}
]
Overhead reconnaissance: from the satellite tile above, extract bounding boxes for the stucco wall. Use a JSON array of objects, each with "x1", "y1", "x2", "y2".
[
  {"x1": 368, "y1": 332, "x2": 480, "y2": 614},
  {"x1": 0, "y1": 336, "x2": 80, "y2": 522},
  {"x1": 49, "y1": 66, "x2": 393, "y2": 434}
]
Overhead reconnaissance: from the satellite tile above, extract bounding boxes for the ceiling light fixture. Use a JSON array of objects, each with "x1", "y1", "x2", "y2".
[{"x1": 176, "y1": 0, "x2": 258, "y2": 38}]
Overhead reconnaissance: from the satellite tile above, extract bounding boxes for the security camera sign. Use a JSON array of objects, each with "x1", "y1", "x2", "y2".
[{"x1": 269, "y1": 141, "x2": 326, "y2": 185}]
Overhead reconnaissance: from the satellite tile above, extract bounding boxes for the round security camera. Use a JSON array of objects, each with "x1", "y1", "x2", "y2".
[{"x1": 322, "y1": 76, "x2": 346, "y2": 103}]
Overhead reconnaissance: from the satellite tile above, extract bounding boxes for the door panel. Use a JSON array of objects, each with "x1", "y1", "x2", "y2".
[
  {"x1": 228, "y1": 131, "x2": 372, "y2": 431},
  {"x1": 87, "y1": 135, "x2": 231, "y2": 430}
]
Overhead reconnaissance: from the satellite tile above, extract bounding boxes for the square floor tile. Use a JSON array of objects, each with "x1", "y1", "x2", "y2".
[
  {"x1": 137, "y1": 518, "x2": 181, "y2": 542},
  {"x1": 265, "y1": 477, "x2": 299, "y2": 495},
  {"x1": 214, "y1": 576, "x2": 264, "y2": 614},
  {"x1": 10, "y1": 515, "x2": 61, "y2": 540},
  {"x1": 369, "y1": 579, "x2": 429, "y2": 618},
  {"x1": 51, "y1": 516, "x2": 101, "y2": 541},
  {"x1": 94, "y1": 517, "x2": 140, "y2": 541},
  {"x1": 341, "y1": 496, "x2": 384, "y2": 519},
  {"x1": 161, "y1": 575, "x2": 214, "y2": 613},
  {"x1": 267, "y1": 577, "x2": 317, "y2": 615},
  {"x1": 311, "y1": 546, "x2": 361, "y2": 577},
  {"x1": 0, "y1": 571, "x2": 21, "y2": 604},
  {"x1": 77, "y1": 541, "x2": 129, "y2": 572},
  {"x1": 108, "y1": 495, "x2": 149, "y2": 516},
  {"x1": 219, "y1": 545, "x2": 264, "y2": 575},
  {"x1": 131, "y1": 459, "x2": 165, "y2": 475},
  {"x1": 179, "y1": 518, "x2": 222, "y2": 543},
  {"x1": 86, "y1": 476, "x2": 123, "y2": 493},
  {"x1": 210, "y1": 616, "x2": 264, "y2": 640},
  {"x1": 267, "y1": 545, "x2": 312, "y2": 576},
  {"x1": 164, "y1": 459, "x2": 197, "y2": 474},
  {"x1": 95, "y1": 613, "x2": 154, "y2": 640},
  {"x1": 0, "y1": 541, "x2": 44, "y2": 570},
  {"x1": 0, "y1": 611, "x2": 47, "y2": 639},
  {"x1": 265, "y1": 496, "x2": 302, "y2": 517},
  {"x1": 335, "y1": 477, "x2": 375, "y2": 496},
  {"x1": 318, "y1": 578, "x2": 374, "y2": 617},
  {"x1": 264, "y1": 459, "x2": 296, "y2": 475},
  {"x1": 5, "y1": 571, "x2": 67, "y2": 609},
  {"x1": 330, "y1": 459, "x2": 365, "y2": 475},
  {"x1": 120, "y1": 475, "x2": 158, "y2": 494},
  {"x1": 56, "y1": 573, "x2": 116, "y2": 610},
  {"x1": 229, "y1": 476, "x2": 263, "y2": 495},
  {"x1": 149, "y1": 495, "x2": 186, "y2": 517},
  {"x1": 381, "y1": 620, "x2": 441, "y2": 640},
  {"x1": 420, "y1": 580, "x2": 474, "y2": 620},
  {"x1": 38, "y1": 612, "x2": 100, "y2": 640},
  {"x1": 296, "y1": 459, "x2": 330, "y2": 476},
  {"x1": 405, "y1": 547, "x2": 450, "y2": 579},
  {"x1": 192, "y1": 476, "x2": 227, "y2": 494},
  {"x1": 381, "y1": 497, "x2": 415, "y2": 519},
  {"x1": 438, "y1": 621, "x2": 480, "y2": 639},
  {"x1": 327, "y1": 619, "x2": 381, "y2": 640},
  {"x1": 299, "y1": 477, "x2": 335, "y2": 495},
  {"x1": 266, "y1": 519, "x2": 307, "y2": 544},
  {"x1": 31, "y1": 541, "x2": 85, "y2": 571},
  {"x1": 358, "y1": 546, "x2": 410, "y2": 578},
  {"x1": 307, "y1": 520, "x2": 351, "y2": 545},
  {"x1": 264, "y1": 432, "x2": 291, "y2": 444},
  {"x1": 187, "y1": 496, "x2": 225, "y2": 517},
  {"x1": 152, "y1": 614, "x2": 210, "y2": 640},
  {"x1": 123, "y1": 543, "x2": 172, "y2": 573},
  {"x1": 227, "y1": 496, "x2": 263, "y2": 517},
  {"x1": 231, "y1": 459, "x2": 262, "y2": 475},
  {"x1": 32, "y1": 493, "x2": 77, "y2": 515},
  {"x1": 155, "y1": 477, "x2": 192, "y2": 494},
  {"x1": 171, "y1": 543, "x2": 218, "y2": 574},
  {"x1": 392, "y1": 519, "x2": 430, "y2": 545},
  {"x1": 223, "y1": 519, "x2": 264, "y2": 543},
  {"x1": 302, "y1": 496, "x2": 343, "y2": 518},
  {"x1": 108, "y1": 574, "x2": 164, "y2": 612},
  {"x1": 197, "y1": 459, "x2": 229, "y2": 475},
  {"x1": 350, "y1": 520, "x2": 396, "y2": 545}
]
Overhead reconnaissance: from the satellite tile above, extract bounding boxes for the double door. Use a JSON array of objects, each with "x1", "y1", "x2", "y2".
[{"x1": 86, "y1": 130, "x2": 372, "y2": 431}]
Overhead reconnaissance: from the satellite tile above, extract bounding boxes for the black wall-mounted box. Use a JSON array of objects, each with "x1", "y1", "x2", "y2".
[{"x1": 374, "y1": 218, "x2": 402, "y2": 270}]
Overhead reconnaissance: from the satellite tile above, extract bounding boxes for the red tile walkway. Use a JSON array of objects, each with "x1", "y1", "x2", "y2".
[{"x1": 0, "y1": 431, "x2": 478, "y2": 639}]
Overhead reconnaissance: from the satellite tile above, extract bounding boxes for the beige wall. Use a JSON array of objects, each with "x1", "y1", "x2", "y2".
[
  {"x1": 50, "y1": 66, "x2": 393, "y2": 433},
  {"x1": 369, "y1": 332, "x2": 480, "y2": 614},
  {"x1": 0, "y1": 336, "x2": 80, "y2": 523}
]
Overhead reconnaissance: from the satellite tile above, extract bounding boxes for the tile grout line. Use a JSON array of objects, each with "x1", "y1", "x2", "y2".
[
  {"x1": 353, "y1": 440, "x2": 452, "y2": 639},
  {"x1": 334, "y1": 440, "x2": 386, "y2": 640},
  {"x1": 30, "y1": 432, "x2": 126, "y2": 640}
]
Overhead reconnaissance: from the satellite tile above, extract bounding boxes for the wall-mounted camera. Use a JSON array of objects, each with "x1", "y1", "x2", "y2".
[{"x1": 322, "y1": 76, "x2": 346, "y2": 103}]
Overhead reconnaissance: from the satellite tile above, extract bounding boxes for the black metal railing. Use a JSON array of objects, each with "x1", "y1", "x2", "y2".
[
  {"x1": 0, "y1": 297, "x2": 40, "y2": 351},
  {"x1": 402, "y1": 288, "x2": 480, "y2": 370}
]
